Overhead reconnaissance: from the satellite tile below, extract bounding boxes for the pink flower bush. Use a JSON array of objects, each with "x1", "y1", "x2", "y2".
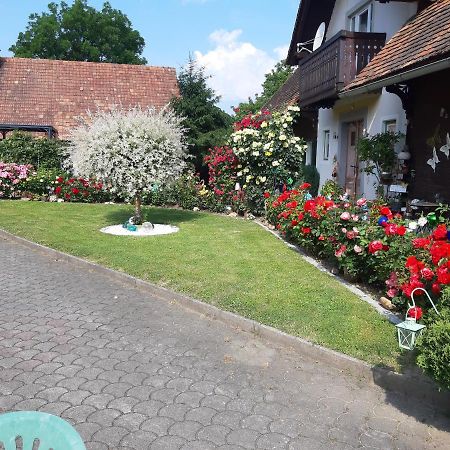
[{"x1": 0, "y1": 162, "x2": 33, "y2": 198}]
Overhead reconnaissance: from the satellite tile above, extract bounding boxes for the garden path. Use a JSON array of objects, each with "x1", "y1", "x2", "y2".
[{"x1": 0, "y1": 235, "x2": 448, "y2": 449}]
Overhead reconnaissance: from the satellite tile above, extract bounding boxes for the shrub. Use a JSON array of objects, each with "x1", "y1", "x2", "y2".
[
  {"x1": 21, "y1": 167, "x2": 67, "y2": 198},
  {"x1": 230, "y1": 107, "x2": 306, "y2": 196},
  {"x1": 0, "y1": 132, "x2": 67, "y2": 169},
  {"x1": 204, "y1": 146, "x2": 238, "y2": 202},
  {"x1": 53, "y1": 174, "x2": 111, "y2": 203},
  {"x1": 416, "y1": 301, "x2": 450, "y2": 390},
  {"x1": 302, "y1": 165, "x2": 319, "y2": 197},
  {"x1": 320, "y1": 179, "x2": 344, "y2": 200},
  {"x1": 356, "y1": 131, "x2": 403, "y2": 181},
  {"x1": 0, "y1": 162, "x2": 33, "y2": 198}
]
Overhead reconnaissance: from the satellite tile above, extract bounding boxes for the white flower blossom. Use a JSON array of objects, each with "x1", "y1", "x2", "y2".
[{"x1": 68, "y1": 107, "x2": 187, "y2": 200}]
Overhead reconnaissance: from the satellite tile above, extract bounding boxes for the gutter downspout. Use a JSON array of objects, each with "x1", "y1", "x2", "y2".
[{"x1": 339, "y1": 57, "x2": 450, "y2": 98}]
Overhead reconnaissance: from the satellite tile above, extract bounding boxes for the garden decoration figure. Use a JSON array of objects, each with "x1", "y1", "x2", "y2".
[{"x1": 396, "y1": 287, "x2": 440, "y2": 350}]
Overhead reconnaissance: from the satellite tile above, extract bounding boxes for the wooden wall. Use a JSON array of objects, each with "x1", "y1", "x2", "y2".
[{"x1": 407, "y1": 69, "x2": 450, "y2": 202}]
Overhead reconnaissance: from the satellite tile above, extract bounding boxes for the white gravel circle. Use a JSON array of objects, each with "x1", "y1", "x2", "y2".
[{"x1": 100, "y1": 224, "x2": 179, "y2": 236}]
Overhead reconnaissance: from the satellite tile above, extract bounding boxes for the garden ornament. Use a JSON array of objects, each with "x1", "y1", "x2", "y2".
[
  {"x1": 426, "y1": 147, "x2": 440, "y2": 172},
  {"x1": 0, "y1": 411, "x2": 86, "y2": 449},
  {"x1": 377, "y1": 216, "x2": 388, "y2": 226},
  {"x1": 396, "y1": 287, "x2": 440, "y2": 350},
  {"x1": 439, "y1": 133, "x2": 449, "y2": 159}
]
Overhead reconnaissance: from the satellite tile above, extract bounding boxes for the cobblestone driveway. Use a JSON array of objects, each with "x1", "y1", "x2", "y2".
[{"x1": 0, "y1": 235, "x2": 449, "y2": 449}]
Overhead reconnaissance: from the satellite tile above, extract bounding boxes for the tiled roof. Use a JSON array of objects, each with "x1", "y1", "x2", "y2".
[
  {"x1": 344, "y1": 0, "x2": 450, "y2": 91},
  {"x1": 0, "y1": 57, "x2": 179, "y2": 138},
  {"x1": 264, "y1": 68, "x2": 301, "y2": 111}
]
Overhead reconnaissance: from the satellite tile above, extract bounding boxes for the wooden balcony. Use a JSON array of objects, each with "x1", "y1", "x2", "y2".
[{"x1": 298, "y1": 31, "x2": 386, "y2": 108}]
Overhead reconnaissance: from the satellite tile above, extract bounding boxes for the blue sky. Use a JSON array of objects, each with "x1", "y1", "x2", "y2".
[{"x1": 0, "y1": 0, "x2": 299, "y2": 112}]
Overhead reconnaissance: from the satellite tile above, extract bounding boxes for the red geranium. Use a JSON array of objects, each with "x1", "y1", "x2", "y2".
[
  {"x1": 396, "y1": 225, "x2": 407, "y2": 236},
  {"x1": 72, "y1": 188, "x2": 80, "y2": 195},
  {"x1": 304, "y1": 200, "x2": 315, "y2": 212},
  {"x1": 286, "y1": 201, "x2": 298, "y2": 209},
  {"x1": 420, "y1": 267, "x2": 434, "y2": 281},
  {"x1": 301, "y1": 227, "x2": 311, "y2": 235},
  {"x1": 432, "y1": 282, "x2": 441, "y2": 295},
  {"x1": 384, "y1": 223, "x2": 398, "y2": 236},
  {"x1": 413, "y1": 237, "x2": 430, "y2": 249},
  {"x1": 432, "y1": 224, "x2": 448, "y2": 240},
  {"x1": 368, "y1": 240, "x2": 383, "y2": 254},
  {"x1": 263, "y1": 192, "x2": 271, "y2": 199},
  {"x1": 55, "y1": 186, "x2": 62, "y2": 194},
  {"x1": 300, "y1": 182, "x2": 311, "y2": 190},
  {"x1": 380, "y1": 206, "x2": 393, "y2": 219},
  {"x1": 407, "y1": 306, "x2": 423, "y2": 320}
]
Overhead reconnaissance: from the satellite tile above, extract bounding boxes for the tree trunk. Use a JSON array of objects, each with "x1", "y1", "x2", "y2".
[{"x1": 134, "y1": 194, "x2": 143, "y2": 225}]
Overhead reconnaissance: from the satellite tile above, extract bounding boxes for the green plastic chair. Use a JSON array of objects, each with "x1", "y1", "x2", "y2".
[{"x1": 0, "y1": 411, "x2": 86, "y2": 450}]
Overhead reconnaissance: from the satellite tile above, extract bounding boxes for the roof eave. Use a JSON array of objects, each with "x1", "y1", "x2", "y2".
[{"x1": 340, "y1": 56, "x2": 450, "y2": 98}]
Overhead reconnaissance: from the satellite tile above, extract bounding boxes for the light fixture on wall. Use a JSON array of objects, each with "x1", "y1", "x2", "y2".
[{"x1": 333, "y1": 132, "x2": 338, "y2": 140}]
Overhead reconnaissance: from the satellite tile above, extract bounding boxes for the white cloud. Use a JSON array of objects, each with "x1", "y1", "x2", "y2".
[
  {"x1": 194, "y1": 29, "x2": 277, "y2": 110},
  {"x1": 273, "y1": 45, "x2": 289, "y2": 61}
]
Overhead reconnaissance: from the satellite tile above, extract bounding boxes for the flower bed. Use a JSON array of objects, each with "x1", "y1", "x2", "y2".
[
  {"x1": 266, "y1": 185, "x2": 450, "y2": 313},
  {"x1": 0, "y1": 162, "x2": 110, "y2": 202},
  {"x1": 53, "y1": 175, "x2": 110, "y2": 202}
]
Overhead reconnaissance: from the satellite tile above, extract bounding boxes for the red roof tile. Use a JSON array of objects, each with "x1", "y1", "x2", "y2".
[
  {"x1": 0, "y1": 57, "x2": 179, "y2": 138},
  {"x1": 264, "y1": 68, "x2": 301, "y2": 111},
  {"x1": 344, "y1": 0, "x2": 450, "y2": 91}
]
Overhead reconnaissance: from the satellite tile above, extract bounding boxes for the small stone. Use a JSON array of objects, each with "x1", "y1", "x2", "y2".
[
  {"x1": 193, "y1": 207, "x2": 200, "y2": 212},
  {"x1": 379, "y1": 297, "x2": 395, "y2": 310},
  {"x1": 142, "y1": 222, "x2": 154, "y2": 229}
]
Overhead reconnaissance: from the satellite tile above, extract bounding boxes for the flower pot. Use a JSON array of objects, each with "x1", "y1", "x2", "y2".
[{"x1": 380, "y1": 171, "x2": 393, "y2": 185}]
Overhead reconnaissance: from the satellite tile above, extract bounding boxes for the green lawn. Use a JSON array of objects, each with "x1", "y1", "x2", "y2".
[{"x1": 0, "y1": 201, "x2": 401, "y2": 367}]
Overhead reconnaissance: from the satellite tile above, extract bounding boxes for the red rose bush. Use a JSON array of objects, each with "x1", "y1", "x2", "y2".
[{"x1": 266, "y1": 187, "x2": 450, "y2": 313}]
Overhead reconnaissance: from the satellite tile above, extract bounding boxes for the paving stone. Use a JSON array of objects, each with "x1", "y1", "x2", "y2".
[
  {"x1": 92, "y1": 426, "x2": 128, "y2": 447},
  {"x1": 226, "y1": 428, "x2": 259, "y2": 449},
  {"x1": 169, "y1": 420, "x2": 203, "y2": 440},
  {"x1": 0, "y1": 235, "x2": 448, "y2": 450},
  {"x1": 180, "y1": 440, "x2": 216, "y2": 450},
  {"x1": 212, "y1": 411, "x2": 244, "y2": 430},
  {"x1": 141, "y1": 416, "x2": 176, "y2": 436},
  {"x1": 185, "y1": 407, "x2": 217, "y2": 426},
  {"x1": 241, "y1": 414, "x2": 271, "y2": 433},
  {"x1": 150, "y1": 435, "x2": 187, "y2": 450},
  {"x1": 120, "y1": 430, "x2": 158, "y2": 448},
  {"x1": 256, "y1": 432, "x2": 291, "y2": 449}
]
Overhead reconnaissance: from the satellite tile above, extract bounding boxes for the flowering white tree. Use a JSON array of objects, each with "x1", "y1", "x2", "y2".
[{"x1": 68, "y1": 107, "x2": 188, "y2": 223}]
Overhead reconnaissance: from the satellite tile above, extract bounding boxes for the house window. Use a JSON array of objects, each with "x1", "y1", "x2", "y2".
[
  {"x1": 323, "y1": 130, "x2": 330, "y2": 160},
  {"x1": 383, "y1": 119, "x2": 397, "y2": 134},
  {"x1": 349, "y1": 3, "x2": 373, "y2": 32}
]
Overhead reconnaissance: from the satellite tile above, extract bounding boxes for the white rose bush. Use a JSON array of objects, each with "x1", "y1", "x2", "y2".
[
  {"x1": 231, "y1": 106, "x2": 306, "y2": 193},
  {"x1": 68, "y1": 107, "x2": 188, "y2": 223}
]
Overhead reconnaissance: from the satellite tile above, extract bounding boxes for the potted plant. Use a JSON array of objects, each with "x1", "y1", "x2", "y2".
[{"x1": 357, "y1": 132, "x2": 403, "y2": 185}]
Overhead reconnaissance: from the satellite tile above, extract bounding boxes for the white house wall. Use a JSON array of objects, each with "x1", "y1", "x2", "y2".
[
  {"x1": 314, "y1": 0, "x2": 417, "y2": 199},
  {"x1": 327, "y1": 0, "x2": 417, "y2": 39}
]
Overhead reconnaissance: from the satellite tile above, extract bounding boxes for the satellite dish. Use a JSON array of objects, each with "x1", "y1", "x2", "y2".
[{"x1": 313, "y1": 22, "x2": 326, "y2": 51}]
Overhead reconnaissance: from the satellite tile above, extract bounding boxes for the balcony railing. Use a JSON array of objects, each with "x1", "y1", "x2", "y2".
[{"x1": 298, "y1": 30, "x2": 386, "y2": 108}]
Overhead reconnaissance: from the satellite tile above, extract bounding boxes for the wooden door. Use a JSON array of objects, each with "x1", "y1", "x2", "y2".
[{"x1": 345, "y1": 121, "x2": 363, "y2": 197}]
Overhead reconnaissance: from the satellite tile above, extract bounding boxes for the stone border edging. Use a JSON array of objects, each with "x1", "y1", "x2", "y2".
[{"x1": 1, "y1": 228, "x2": 449, "y2": 414}]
